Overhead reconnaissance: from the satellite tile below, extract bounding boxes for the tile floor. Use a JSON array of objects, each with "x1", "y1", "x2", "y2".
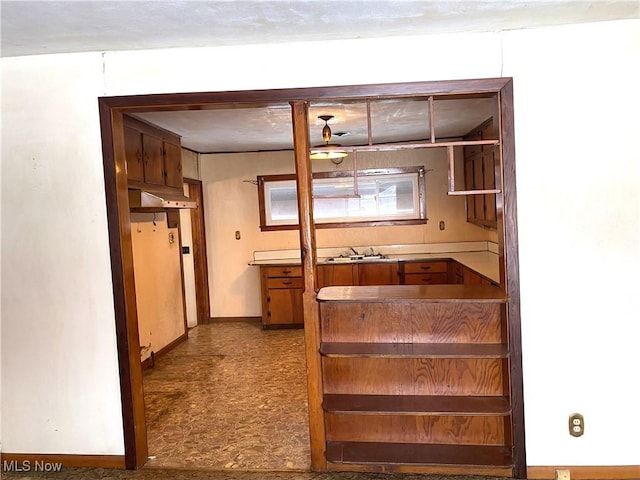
[
  {"x1": 144, "y1": 321, "x2": 311, "y2": 471},
  {"x1": 3, "y1": 321, "x2": 506, "y2": 480}
]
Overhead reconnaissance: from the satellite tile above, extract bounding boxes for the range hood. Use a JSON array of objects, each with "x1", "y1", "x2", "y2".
[{"x1": 129, "y1": 189, "x2": 197, "y2": 211}]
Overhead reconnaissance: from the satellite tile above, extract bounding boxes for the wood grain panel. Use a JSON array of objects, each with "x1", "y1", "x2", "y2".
[
  {"x1": 325, "y1": 413, "x2": 506, "y2": 445},
  {"x1": 321, "y1": 303, "x2": 413, "y2": 344},
  {"x1": 411, "y1": 303, "x2": 503, "y2": 344},
  {"x1": 323, "y1": 358, "x2": 504, "y2": 396},
  {"x1": 321, "y1": 302, "x2": 502, "y2": 344},
  {"x1": 322, "y1": 357, "x2": 414, "y2": 395},
  {"x1": 413, "y1": 358, "x2": 504, "y2": 396},
  {"x1": 325, "y1": 441, "x2": 512, "y2": 467},
  {"x1": 317, "y1": 264, "x2": 355, "y2": 289}
]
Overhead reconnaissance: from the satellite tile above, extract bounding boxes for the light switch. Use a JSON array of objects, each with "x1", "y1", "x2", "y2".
[{"x1": 235, "y1": 231, "x2": 241, "y2": 240}]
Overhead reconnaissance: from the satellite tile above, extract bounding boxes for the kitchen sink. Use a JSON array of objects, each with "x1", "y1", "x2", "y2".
[{"x1": 326, "y1": 254, "x2": 387, "y2": 262}]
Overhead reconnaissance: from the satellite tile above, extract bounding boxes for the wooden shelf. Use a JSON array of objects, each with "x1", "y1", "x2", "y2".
[
  {"x1": 326, "y1": 441, "x2": 512, "y2": 467},
  {"x1": 320, "y1": 342, "x2": 508, "y2": 358},
  {"x1": 317, "y1": 284, "x2": 507, "y2": 303},
  {"x1": 323, "y1": 394, "x2": 511, "y2": 416}
]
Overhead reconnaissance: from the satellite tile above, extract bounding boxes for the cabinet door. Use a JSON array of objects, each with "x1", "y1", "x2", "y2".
[
  {"x1": 124, "y1": 125, "x2": 144, "y2": 182},
  {"x1": 356, "y1": 263, "x2": 399, "y2": 286},
  {"x1": 403, "y1": 273, "x2": 449, "y2": 285},
  {"x1": 142, "y1": 133, "x2": 165, "y2": 186},
  {"x1": 463, "y1": 266, "x2": 484, "y2": 285},
  {"x1": 448, "y1": 261, "x2": 464, "y2": 284},
  {"x1": 266, "y1": 288, "x2": 303, "y2": 325},
  {"x1": 163, "y1": 141, "x2": 183, "y2": 188},
  {"x1": 318, "y1": 264, "x2": 355, "y2": 289},
  {"x1": 464, "y1": 118, "x2": 498, "y2": 229}
]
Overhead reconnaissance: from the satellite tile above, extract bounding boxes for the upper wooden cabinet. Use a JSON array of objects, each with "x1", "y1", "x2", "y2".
[
  {"x1": 124, "y1": 115, "x2": 183, "y2": 191},
  {"x1": 123, "y1": 125, "x2": 144, "y2": 183},
  {"x1": 464, "y1": 118, "x2": 498, "y2": 229},
  {"x1": 163, "y1": 142, "x2": 184, "y2": 189}
]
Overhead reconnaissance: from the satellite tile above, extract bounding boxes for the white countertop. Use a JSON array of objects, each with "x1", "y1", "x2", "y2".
[{"x1": 249, "y1": 244, "x2": 499, "y2": 283}]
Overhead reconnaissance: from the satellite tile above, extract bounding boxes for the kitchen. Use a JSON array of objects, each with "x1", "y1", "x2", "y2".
[{"x1": 116, "y1": 79, "x2": 522, "y2": 477}]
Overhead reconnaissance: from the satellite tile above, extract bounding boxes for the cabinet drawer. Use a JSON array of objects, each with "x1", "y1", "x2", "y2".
[
  {"x1": 267, "y1": 277, "x2": 303, "y2": 289},
  {"x1": 403, "y1": 261, "x2": 448, "y2": 274},
  {"x1": 403, "y1": 273, "x2": 449, "y2": 285},
  {"x1": 264, "y1": 266, "x2": 302, "y2": 278}
]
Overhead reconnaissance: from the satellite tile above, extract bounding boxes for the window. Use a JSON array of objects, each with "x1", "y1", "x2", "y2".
[{"x1": 258, "y1": 167, "x2": 426, "y2": 230}]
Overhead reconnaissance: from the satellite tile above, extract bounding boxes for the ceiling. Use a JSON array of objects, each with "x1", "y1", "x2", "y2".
[{"x1": 2, "y1": 1, "x2": 637, "y2": 154}]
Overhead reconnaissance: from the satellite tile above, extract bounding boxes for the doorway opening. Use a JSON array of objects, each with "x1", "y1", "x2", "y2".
[{"x1": 98, "y1": 78, "x2": 524, "y2": 477}]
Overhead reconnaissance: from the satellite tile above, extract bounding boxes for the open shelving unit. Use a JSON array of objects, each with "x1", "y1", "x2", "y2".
[{"x1": 317, "y1": 285, "x2": 513, "y2": 476}]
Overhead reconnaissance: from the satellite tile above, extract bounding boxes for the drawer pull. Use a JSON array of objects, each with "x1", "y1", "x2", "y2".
[
  {"x1": 420, "y1": 266, "x2": 432, "y2": 270},
  {"x1": 282, "y1": 281, "x2": 292, "y2": 285},
  {"x1": 282, "y1": 269, "x2": 292, "y2": 274}
]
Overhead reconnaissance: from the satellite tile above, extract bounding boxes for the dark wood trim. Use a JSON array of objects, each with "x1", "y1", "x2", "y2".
[
  {"x1": 97, "y1": 78, "x2": 511, "y2": 112},
  {"x1": 184, "y1": 178, "x2": 211, "y2": 325},
  {"x1": 527, "y1": 466, "x2": 640, "y2": 479},
  {"x1": 123, "y1": 114, "x2": 181, "y2": 144},
  {"x1": 498, "y1": 79, "x2": 527, "y2": 479},
  {"x1": 291, "y1": 101, "x2": 326, "y2": 470},
  {"x1": 0, "y1": 453, "x2": 126, "y2": 470},
  {"x1": 140, "y1": 331, "x2": 188, "y2": 370},
  {"x1": 98, "y1": 100, "x2": 148, "y2": 469},
  {"x1": 325, "y1": 461, "x2": 512, "y2": 476},
  {"x1": 99, "y1": 78, "x2": 521, "y2": 473},
  {"x1": 209, "y1": 316, "x2": 261, "y2": 323}
]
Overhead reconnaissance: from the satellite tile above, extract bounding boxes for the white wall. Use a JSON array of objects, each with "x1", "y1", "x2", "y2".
[
  {"x1": 502, "y1": 21, "x2": 640, "y2": 466},
  {"x1": 1, "y1": 19, "x2": 638, "y2": 466},
  {"x1": 201, "y1": 147, "x2": 493, "y2": 318},
  {"x1": 0, "y1": 53, "x2": 125, "y2": 454},
  {"x1": 131, "y1": 213, "x2": 186, "y2": 360},
  {"x1": 181, "y1": 149, "x2": 199, "y2": 327}
]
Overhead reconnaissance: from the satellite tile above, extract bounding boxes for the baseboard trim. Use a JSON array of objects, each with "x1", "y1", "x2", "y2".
[
  {"x1": 209, "y1": 316, "x2": 261, "y2": 323},
  {"x1": 141, "y1": 331, "x2": 188, "y2": 369},
  {"x1": 528, "y1": 465, "x2": 640, "y2": 479},
  {"x1": 0, "y1": 453, "x2": 126, "y2": 470}
]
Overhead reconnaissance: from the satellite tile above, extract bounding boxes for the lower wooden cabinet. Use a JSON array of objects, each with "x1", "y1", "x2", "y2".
[
  {"x1": 317, "y1": 264, "x2": 356, "y2": 289},
  {"x1": 260, "y1": 266, "x2": 303, "y2": 328},
  {"x1": 400, "y1": 260, "x2": 448, "y2": 285},
  {"x1": 356, "y1": 262, "x2": 399, "y2": 286},
  {"x1": 260, "y1": 260, "x2": 497, "y2": 327}
]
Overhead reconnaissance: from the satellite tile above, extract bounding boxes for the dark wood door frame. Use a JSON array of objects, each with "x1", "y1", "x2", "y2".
[
  {"x1": 97, "y1": 78, "x2": 525, "y2": 476},
  {"x1": 183, "y1": 178, "x2": 211, "y2": 324}
]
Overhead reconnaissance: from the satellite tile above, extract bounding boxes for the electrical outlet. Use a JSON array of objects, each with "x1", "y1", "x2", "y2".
[
  {"x1": 555, "y1": 469, "x2": 571, "y2": 480},
  {"x1": 569, "y1": 413, "x2": 584, "y2": 437}
]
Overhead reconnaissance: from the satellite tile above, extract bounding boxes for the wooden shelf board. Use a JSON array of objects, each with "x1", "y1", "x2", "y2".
[
  {"x1": 320, "y1": 342, "x2": 508, "y2": 358},
  {"x1": 317, "y1": 284, "x2": 507, "y2": 303},
  {"x1": 326, "y1": 441, "x2": 512, "y2": 467},
  {"x1": 323, "y1": 394, "x2": 511, "y2": 415}
]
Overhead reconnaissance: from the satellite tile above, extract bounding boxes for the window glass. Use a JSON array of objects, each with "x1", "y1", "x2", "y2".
[{"x1": 259, "y1": 167, "x2": 425, "y2": 229}]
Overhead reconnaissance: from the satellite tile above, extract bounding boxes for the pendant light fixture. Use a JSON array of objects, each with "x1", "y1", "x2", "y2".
[{"x1": 309, "y1": 115, "x2": 348, "y2": 164}]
